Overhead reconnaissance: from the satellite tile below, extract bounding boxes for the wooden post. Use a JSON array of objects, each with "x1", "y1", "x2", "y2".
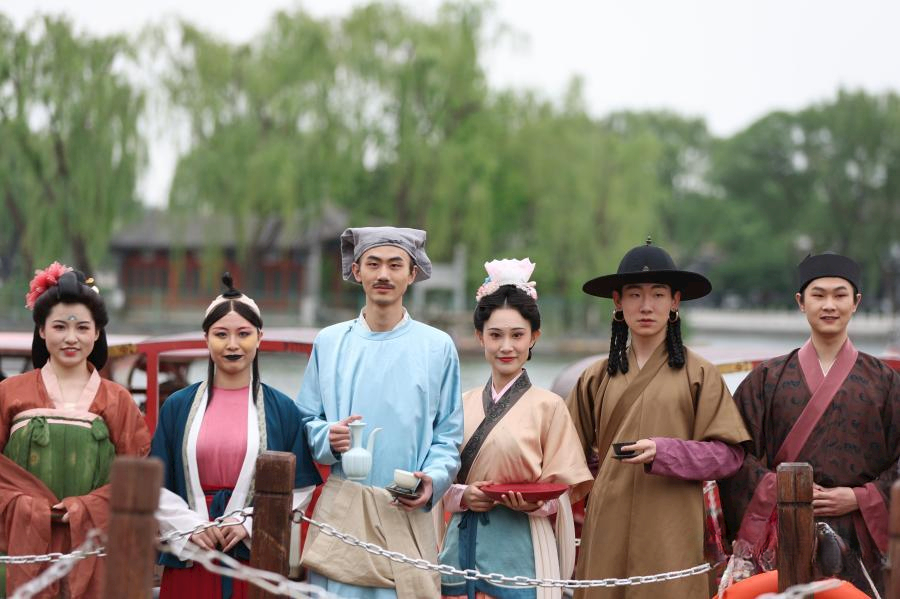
[
  {"x1": 888, "y1": 480, "x2": 900, "y2": 599},
  {"x1": 103, "y1": 457, "x2": 163, "y2": 599},
  {"x1": 776, "y1": 462, "x2": 815, "y2": 592},
  {"x1": 248, "y1": 451, "x2": 296, "y2": 599}
]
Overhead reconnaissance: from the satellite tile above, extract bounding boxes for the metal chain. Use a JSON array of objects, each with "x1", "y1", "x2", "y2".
[
  {"x1": 158, "y1": 507, "x2": 253, "y2": 544},
  {"x1": 7, "y1": 505, "x2": 709, "y2": 595},
  {"x1": 3, "y1": 509, "x2": 251, "y2": 567},
  {"x1": 2, "y1": 509, "x2": 252, "y2": 566},
  {"x1": 157, "y1": 540, "x2": 340, "y2": 599},
  {"x1": 0, "y1": 545, "x2": 105, "y2": 566},
  {"x1": 757, "y1": 578, "x2": 842, "y2": 598},
  {"x1": 292, "y1": 509, "x2": 711, "y2": 589},
  {"x1": 9, "y1": 530, "x2": 105, "y2": 599}
]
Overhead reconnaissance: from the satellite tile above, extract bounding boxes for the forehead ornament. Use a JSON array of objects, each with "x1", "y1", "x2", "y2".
[{"x1": 67, "y1": 314, "x2": 78, "y2": 321}]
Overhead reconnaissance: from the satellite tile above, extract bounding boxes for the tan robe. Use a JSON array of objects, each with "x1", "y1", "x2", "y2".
[
  {"x1": 455, "y1": 384, "x2": 593, "y2": 598},
  {"x1": 461, "y1": 384, "x2": 593, "y2": 500},
  {"x1": 567, "y1": 344, "x2": 749, "y2": 599}
]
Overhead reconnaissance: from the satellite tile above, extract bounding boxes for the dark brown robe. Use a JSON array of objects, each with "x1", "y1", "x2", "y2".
[
  {"x1": 719, "y1": 348, "x2": 900, "y2": 596},
  {"x1": 567, "y1": 344, "x2": 749, "y2": 598}
]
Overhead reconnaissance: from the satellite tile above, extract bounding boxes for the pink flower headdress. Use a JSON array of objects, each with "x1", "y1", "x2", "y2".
[
  {"x1": 25, "y1": 261, "x2": 73, "y2": 310},
  {"x1": 475, "y1": 258, "x2": 538, "y2": 302}
]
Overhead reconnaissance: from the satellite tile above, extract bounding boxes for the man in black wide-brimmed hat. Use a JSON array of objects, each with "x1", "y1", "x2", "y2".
[
  {"x1": 566, "y1": 238, "x2": 750, "y2": 599},
  {"x1": 719, "y1": 253, "x2": 900, "y2": 595}
]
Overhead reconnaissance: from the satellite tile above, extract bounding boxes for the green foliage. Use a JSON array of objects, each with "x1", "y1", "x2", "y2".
[
  {"x1": 2, "y1": 3, "x2": 899, "y2": 326},
  {"x1": 704, "y1": 92, "x2": 900, "y2": 305},
  {"x1": 0, "y1": 14, "x2": 144, "y2": 277}
]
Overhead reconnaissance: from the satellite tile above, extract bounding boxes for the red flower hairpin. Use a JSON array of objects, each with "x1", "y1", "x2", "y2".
[{"x1": 25, "y1": 261, "x2": 73, "y2": 310}]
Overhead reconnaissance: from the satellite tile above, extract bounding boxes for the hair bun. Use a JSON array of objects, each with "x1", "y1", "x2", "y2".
[{"x1": 221, "y1": 272, "x2": 242, "y2": 298}]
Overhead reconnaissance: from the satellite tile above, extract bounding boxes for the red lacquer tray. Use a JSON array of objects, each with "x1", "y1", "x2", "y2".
[{"x1": 480, "y1": 483, "x2": 568, "y2": 502}]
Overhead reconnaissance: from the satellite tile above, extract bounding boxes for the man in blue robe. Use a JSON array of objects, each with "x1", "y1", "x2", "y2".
[{"x1": 297, "y1": 226, "x2": 464, "y2": 598}]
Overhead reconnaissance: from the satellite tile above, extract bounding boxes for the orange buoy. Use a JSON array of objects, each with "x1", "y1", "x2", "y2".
[{"x1": 714, "y1": 570, "x2": 869, "y2": 598}]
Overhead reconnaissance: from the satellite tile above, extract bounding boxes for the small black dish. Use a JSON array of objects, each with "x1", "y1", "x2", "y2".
[
  {"x1": 386, "y1": 483, "x2": 422, "y2": 500},
  {"x1": 612, "y1": 441, "x2": 637, "y2": 458}
]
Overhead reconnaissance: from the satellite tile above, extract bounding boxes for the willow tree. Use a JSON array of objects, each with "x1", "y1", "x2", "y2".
[
  {"x1": 162, "y1": 10, "x2": 364, "y2": 278},
  {"x1": 482, "y1": 81, "x2": 667, "y2": 329},
  {"x1": 0, "y1": 15, "x2": 144, "y2": 278}
]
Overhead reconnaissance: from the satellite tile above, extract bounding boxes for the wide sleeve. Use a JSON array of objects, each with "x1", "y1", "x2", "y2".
[
  {"x1": 149, "y1": 390, "x2": 209, "y2": 559},
  {"x1": 102, "y1": 384, "x2": 152, "y2": 457},
  {"x1": 420, "y1": 341, "x2": 464, "y2": 507},
  {"x1": 296, "y1": 343, "x2": 338, "y2": 465},
  {"x1": 150, "y1": 390, "x2": 181, "y2": 493},
  {"x1": 688, "y1": 358, "x2": 751, "y2": 445},
  {"x1": 564, "y1": 361, "x2": 605, "y2": 461},
  {"x1": 277, "y1": 391, "x2": 323, "y2": 489},
  {"x1": 851, "y1": 367, "x2": 900, "y2": 553},
  {"x1": 0, "y1": 380, "x2": 10, "y2": 451},
  {"x1": 539, "y1": 398, "x2": 594, "y2": 502},
  {"x1": 0, "y1": 373, "x2": 40, "y2": 452},
  {"x1": 717, "y1": 365, "x2": 777, "y2": 546}
]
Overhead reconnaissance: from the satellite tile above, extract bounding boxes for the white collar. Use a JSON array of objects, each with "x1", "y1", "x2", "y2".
[{"x1": 357, "y1": 307, "x2": 410, "y2": 332}]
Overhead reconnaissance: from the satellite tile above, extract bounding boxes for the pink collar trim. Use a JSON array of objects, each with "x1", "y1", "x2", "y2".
[
  {"x1": 797, "y1": 337, "x2": 857, "y2": 394},
  {"x1": 40, "y1": 363, "x2": 102, "y2": 411},
  {"x1": 491, "y1": 370, "x2": 524, "y2": 403}
]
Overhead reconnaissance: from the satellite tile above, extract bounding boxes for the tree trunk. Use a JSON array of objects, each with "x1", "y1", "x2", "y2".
[
  {"x1": 2, "y1": 187, "x2": 33, "y2": 278},
  {"x1": 71, "y1": 234, "x2": 93, "y2": 275}
]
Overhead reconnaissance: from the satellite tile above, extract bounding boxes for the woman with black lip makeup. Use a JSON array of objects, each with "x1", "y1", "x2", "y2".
[{"x1": 151, "y1": 274, "x2": 321, "y2": 599}]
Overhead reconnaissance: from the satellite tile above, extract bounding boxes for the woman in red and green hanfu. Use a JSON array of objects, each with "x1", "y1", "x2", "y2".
[{"x1": 0, "y1": 263, "x2": 151, "y2": 598}]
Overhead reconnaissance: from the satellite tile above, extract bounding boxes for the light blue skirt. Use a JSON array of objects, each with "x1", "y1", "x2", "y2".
[{"x1": 439, "y1": 506, "x2": 537, "y2": 599}]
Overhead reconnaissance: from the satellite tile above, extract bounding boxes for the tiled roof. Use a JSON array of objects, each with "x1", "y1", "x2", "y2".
[{"x1": 110, "y1": 205, "x2": 347, "y2": 251}]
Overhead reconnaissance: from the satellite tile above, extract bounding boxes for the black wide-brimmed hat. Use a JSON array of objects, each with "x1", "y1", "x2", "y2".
[{"x1": 582, "y1": 237, "x2": 712, "y2": 301}]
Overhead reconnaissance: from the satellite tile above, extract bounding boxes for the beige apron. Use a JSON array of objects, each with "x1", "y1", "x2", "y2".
[{"x1": 301, "y1": 478, "x2": 440, "y2": 598}]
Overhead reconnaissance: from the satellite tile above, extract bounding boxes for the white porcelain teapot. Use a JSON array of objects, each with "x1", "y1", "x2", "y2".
[{"x1": 342, "y1": 421, "x2": 382, "y2": 481}]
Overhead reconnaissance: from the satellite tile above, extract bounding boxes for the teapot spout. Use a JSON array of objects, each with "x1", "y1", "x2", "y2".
[{"x1": 366, "y1": 427, "x2": 383, "y2": 455}]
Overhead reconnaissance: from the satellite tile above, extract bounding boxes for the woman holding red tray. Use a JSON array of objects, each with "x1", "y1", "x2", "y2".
[{"x1": 438, "y1": 259, "x2": 593, "y2": 599}]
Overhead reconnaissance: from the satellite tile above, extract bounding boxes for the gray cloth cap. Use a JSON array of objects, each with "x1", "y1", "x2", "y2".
[{"x1": 340, "y1": 227, "x2": 432, "y2": 283}]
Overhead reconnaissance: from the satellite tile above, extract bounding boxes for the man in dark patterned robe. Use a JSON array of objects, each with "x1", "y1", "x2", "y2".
[{"x1": 720, "y1": 253, "x2": 900, "y2": 596}]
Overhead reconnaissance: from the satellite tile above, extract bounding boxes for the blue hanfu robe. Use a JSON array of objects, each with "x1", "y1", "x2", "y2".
[
  {"x1": 297, "y1": 315, "x2": 464, "y2": 599},
  {"x1": 151, "y1": 382, "x2": 321, "y2": 578}
]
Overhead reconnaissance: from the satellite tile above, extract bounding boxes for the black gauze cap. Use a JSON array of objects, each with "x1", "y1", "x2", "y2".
[{"x1": 797, "y1": 253, "x2": 861, "y2": 294}]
